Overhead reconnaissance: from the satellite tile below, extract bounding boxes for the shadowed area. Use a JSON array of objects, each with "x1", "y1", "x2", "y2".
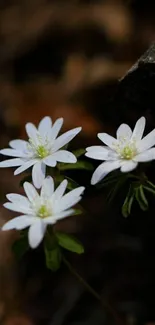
[{"x1": 1, "y1": 1, "x2": 155, "y2": 325}]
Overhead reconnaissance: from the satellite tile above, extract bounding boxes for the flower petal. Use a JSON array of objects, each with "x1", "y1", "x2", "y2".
[
  {"x1": 120, "y1": 161, "x2": 138, "y2": 172},
  {"x1": 116, "y1": 124, "x2": 132, "y2": 140},
  {"x1": 9, "y1": 140, "x2": 28, "y2": 150},
  {"x1": 41, "y1": 176, "x2": 54, "y2": 198},
  {"x1": 133, "y1": 148, "x2": 155, "y2": 162},
  {"x1": 32, "y1": 161, "x2": 46, "y2": 189},
  {"x1": 97, "y1": 133, "x2": 118, "y2": 149},
  {"x1": 43, "y1": 156, "x2": 57, "y2": 167},
  {"x1": 85, "y1": 146, "x2": 109, "y2": 160},
  {"x1": 131, "y1": 116, "x2": 146, "y2": 140},
  {"x1": 86, "y1": 146, "x2": 109, "y2": 152},
  {"x1": 28, "y1": 219, "x2": 46, "y2": 249},
  {"x1": 53, "y1": 209, "x2": 75, "y2": 221},
  {"x1": 0, "y1": 149, "x2": 26, "y2": 158},
  {"x1": 0, "y1": 158, "x2": 23, "y2": 168},
  {"x1": 91, "y1": 160, "x2": 121, "y2": 185},
  {"x1": 52, "y1": 127, "x2": 82, "y2": 152},
  {"x1": 44, "y1": 209, "x2": 75, "y2": 224},
  {"x1": 25, "y1": 123, "x2": 39, "y2": 145},
  {"x1": 3, "y1": 202, "x2": 33, "y2": 214},
  {"x1": 6, "y1": 193, "x2": 30, "y2": 207},
  {"x1": 138, "y1": 129, "x2": 155, "y2": 152},
  {"x1": 52, "y1": 179, "x2": 68, "y2": 201},
  {"x1": 14, "y1": 159, "x2": 38, "y2": 175},
  {"x1": 50, "y1": 118, "x2": 63, "y2": 140},
  {"x1": 23, "y1": 182, "x2": 39, "y2": 202},
  {"x1": 57, "y1": 187, "x2": 85, "y2": 212},
  {"x1": 51, "y1": 150, "x2": 77, "y2": 163},
  {"x1": 38, "y1": 116, "x2": 52, "y2": 138},
  {"x1": 42, "y1": 216, "x2": 57, "y2": 225},
  {"x1": 2, "y1": 215, "x2": 35, "y2": 231}
]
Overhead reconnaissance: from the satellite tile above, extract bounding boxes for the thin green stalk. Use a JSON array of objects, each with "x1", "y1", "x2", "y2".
[{"x1": 63, "y1": 256, "x2": 123, "y2": 325}]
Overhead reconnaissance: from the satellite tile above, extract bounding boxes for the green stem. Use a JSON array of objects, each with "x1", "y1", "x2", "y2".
[{"x1": 63, "y1": 256, "x2": 123, "y2": 325}]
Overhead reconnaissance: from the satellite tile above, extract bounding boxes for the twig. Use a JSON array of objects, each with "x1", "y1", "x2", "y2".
[{"x1": 63, "y1": 256, "x2": 124, "y2": 325}]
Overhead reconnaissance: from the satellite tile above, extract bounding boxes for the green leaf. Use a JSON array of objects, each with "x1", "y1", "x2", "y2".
[
  {"x1": 128, "y1": 196, "x2": 134, "y2": 215},
  {"x1": 107, "y1": 175, "x2": 127, "y2": 203},
  {"x1": 44, "y1": 245, "x2": 62, "y2": 271},
  {"x1": 143, "y1": 185, "x2": 155, "y2": 195},
  {"x1": 73, "y1": 209, "x2": 83, "y2": 215},
  {"x1": 57, "y1": 160, "x2": 93, "y2": 171},
  {"x1": 139, "y1": 185, "x2": 148, "y2": 206},
  {"x1": 72, "y1": 149, "x2": 86, "y2": 158},
  {"x1": 12, "y1": 235, "x2": 29, "y2": 259},
  {"x1": 146, "y1": 180, "x2": 155, "y2": 190},
  {"x1": 121, "y1": 185, "x2": 134, "y2": 218},
  {"x1": 55, "y1": 232, "x2": 84, "y2": 254},
  {"x1": 135, "y1": 187, "x2": 148, "y2": 211},
  {"x1": 122, "y1": 195, "x2": 130, "y2": 218}
]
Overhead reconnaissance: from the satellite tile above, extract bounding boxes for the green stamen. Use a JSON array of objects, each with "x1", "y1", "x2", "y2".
[
  {"x1": 38, "y1": 205, "x2": 49, "y2": 218},
  {"x1": 28, "y1": 137, "x2": 49, "y2": 159},
  {"x1": 36, "y1": 145, "x2": 49, "y2": 158},
  {"x1": 121, "y1": 145, "x2": 136, "y2": 160}
]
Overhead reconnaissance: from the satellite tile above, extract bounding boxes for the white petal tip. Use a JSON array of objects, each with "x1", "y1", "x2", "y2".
[
  {"x1": 63, "y1": 179, "x2": 68, "y2": 186},
  {"x1": 44, "y1": 116, "x2": 51, "y2": 120},
  {"x1": 85, "y1": 152, "x2": 94, "y2": 159},
  {"x1": 85, "y1": 147, "x2": 93, "y2": 152},
  {"x1": 79, "y1": 186, "x2": 85, "y2": 195},
  {"x1": 0, "y1": 162, "x2": 8, "y2": 167},
  {"x1": 75, "y1": 126, "x2": 82, "y2": 134},
  {"x1": 72, "y1": 157, "x2": 77, "y2": 163},
  {"x1": 57, "y1": 117, "x2": 64, "y2": 122},
  {"x1": 25, "y1": 122, "x2": 30, "y2": 129},
  {"x1": 1, "y1": 225, "x2": 9, "y2": 231},
  {"x1": 3, "y1": 203, "x2": 8, "y2": 208},
  {"x1": 14, "y1": 170, "x2": 20, "y2": 175},
  {"x1": 46, "y1": 175, "x2": 53, "y2": 180},
  {"x1": 140, "y1": 116, "x2": 145, "y2": 122},
  {"x1": 29, "y1": 243, "x2": 38, "y2": 249},
  {"x1": 34, "y1": 183, "x2": 42, "y2": 189}
]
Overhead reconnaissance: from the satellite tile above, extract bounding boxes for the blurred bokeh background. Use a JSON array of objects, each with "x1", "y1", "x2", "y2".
[{"x1": 1, "y1": 0, "x2": 155, "y2": 324}]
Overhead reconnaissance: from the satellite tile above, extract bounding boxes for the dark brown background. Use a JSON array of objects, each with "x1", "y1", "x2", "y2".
[{"x1": 1, "y1": 1, "x2": 155, "y2": 324}]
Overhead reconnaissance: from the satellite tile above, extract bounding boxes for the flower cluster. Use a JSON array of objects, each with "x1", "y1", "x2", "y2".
[
  {"x1": 1, "y1": 115, "x2": 155, "y2": 251},
  {"x1": 0, "y1": 116, "x2": 84, "y2": 249}
]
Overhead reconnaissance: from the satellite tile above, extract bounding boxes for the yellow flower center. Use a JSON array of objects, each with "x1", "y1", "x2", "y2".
[
  {"x1": 38, "y1": 205, "x2": 49, "y2": 218},
  {"x1": 28, "y1": 137, "x2": 50, "y2": 159},
  {"x1": 36, "y1": 145, "x2": 49, "y2": 158},
  {"x1": 120, "y1": 145, "x2": 137, "y2": 160},
  {"x1": 114, "y1": 139, "x2": 137, "y2": 160}
]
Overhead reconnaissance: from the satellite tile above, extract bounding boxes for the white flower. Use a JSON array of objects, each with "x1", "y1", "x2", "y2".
[
  {"x1": 85, "y1": 116, "x2": 155, "y2": 185},
  {"x1": 0, "y1": 116, "x2": 81, "y2": 188},
  {"x1": 2, "y1": 176, "x2": 85, "y2": 249}
]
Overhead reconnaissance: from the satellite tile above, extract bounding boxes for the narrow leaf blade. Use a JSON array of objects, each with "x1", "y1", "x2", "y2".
[
  {"x1": 58, "y1": 161, "x2": 93, "y2": 171},
  {"x1": 55, "y1": 232, "x2": 84, "y2": 254},
  {"x1": 44, "y1": 246, "x2": 62, "y2": 271}
]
